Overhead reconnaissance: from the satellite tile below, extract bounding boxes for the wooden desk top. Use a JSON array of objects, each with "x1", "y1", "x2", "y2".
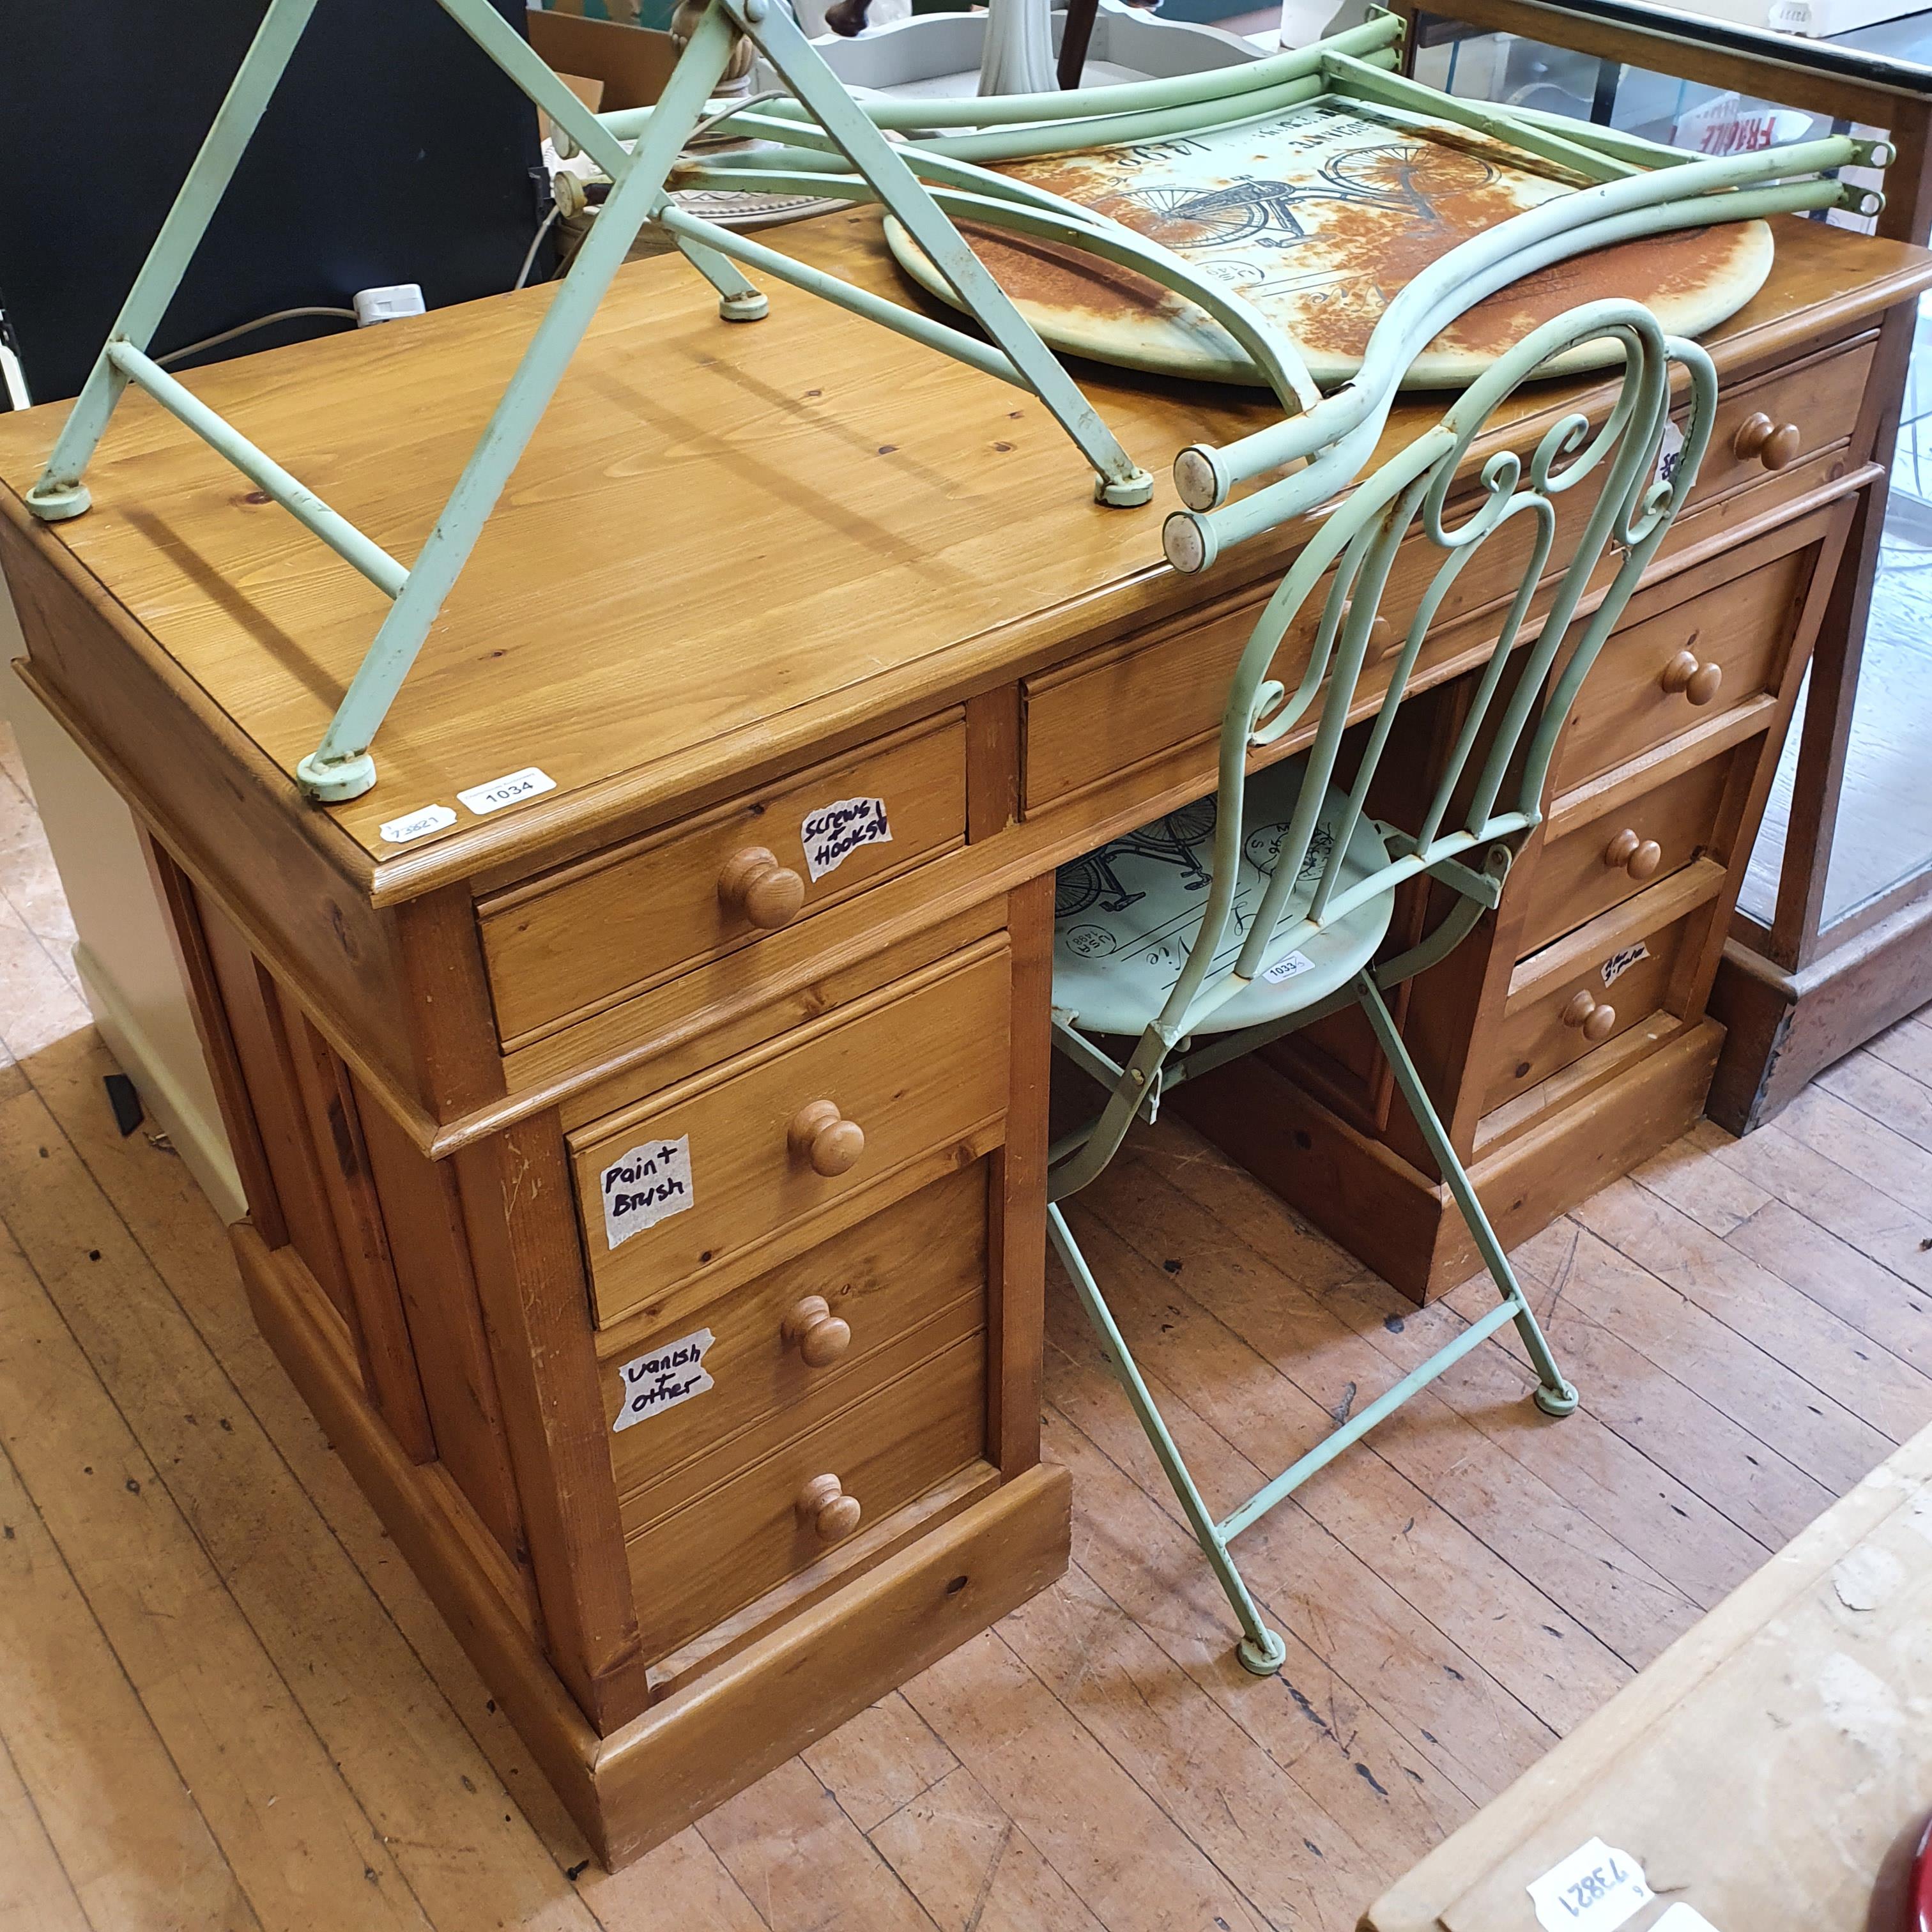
[{"x1": 1, "y1": 211, "x2": 1926, "y2": 900}]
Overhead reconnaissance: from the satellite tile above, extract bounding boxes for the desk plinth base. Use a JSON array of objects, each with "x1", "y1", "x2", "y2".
[
  {"x1": 234, "y1": 1222, "x2": 1071, "y2": 1869},
  {"x1": 1172, "y1": 1019, "x2": 1724, "y2": 1303},
  {"x1": 1708, "y1": 895, "x2": 1932, "y2": 1134}
]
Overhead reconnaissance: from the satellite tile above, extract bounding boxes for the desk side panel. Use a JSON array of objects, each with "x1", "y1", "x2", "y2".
[
  {"x1": 0, "y1": 502, "x2": 447, "y2": 1127},
  {"x1": 161, "y1": 852, "x2": 539, "y2": 1604}
]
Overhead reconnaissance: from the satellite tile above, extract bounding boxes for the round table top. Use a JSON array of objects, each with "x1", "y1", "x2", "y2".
[{"x1": 886, "y1": 98, "x2": 1774, "y2": 388}]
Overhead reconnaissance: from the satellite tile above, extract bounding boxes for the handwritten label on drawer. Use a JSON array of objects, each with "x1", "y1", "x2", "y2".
[
  {"x1": 801, "y1": 796, "x2": 891, "y2": 882},
  {"x1": 1600, "y1": 941, "x2": 1650, "y2": 988},
  {"x1": 611, "y1": 1327, "x2": 716, "y2": 1432},
  {"x1": 458, "y1": 765, "x2": 556, "y2": 816},
  {"x1": 1526, "y1": 1837, "x2": 1653, "y2": 1932},
  {"x1": 1653, "y1": 418, "x2": 1685, "y2": 491},
  {"x1": 600, "y1": 1135, "x2": 694, "y2": 1249}
]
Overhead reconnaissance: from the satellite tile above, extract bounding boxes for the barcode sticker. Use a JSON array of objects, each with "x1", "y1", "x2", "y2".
[
  {"x1": 1260, "y1": 949, "x2": 1317, "y2": 985},
  {"x1": 1526, "y1": 1838, "x2": 1653, "y2": 1932},
  {"x1": 457, "y1": 766, "x2": 556, "y2": 816},
  {"x1": 378, "y1": 803, "x2": 456, "y2": 845},
  {"x1": 599, "y1": 1136, "x2": 694, "y2": 1249},
  {"x1": 611, "y1": 1327, "x2": 716, "y2": 1432}
]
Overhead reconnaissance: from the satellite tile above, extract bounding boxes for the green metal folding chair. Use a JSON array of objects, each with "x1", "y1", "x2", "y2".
[{"x1": 1045, "y1": 296, "x2": 1717, "y2": 1675}]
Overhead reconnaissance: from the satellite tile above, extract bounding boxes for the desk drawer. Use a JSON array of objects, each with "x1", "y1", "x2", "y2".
[
  {"x1": 1487, "y1": 868, "x2": 1719, "y2": 1112},
  {"x1": 1027, "y1": 415, "x2": 1823, "y2": 823},
  {"x1": 1549, "y1": 539, "x2": 1809, "y2": 795},
  {"x1": 1517, "y1": 747, "x2": 1738, "y2": 957},
  {"x1": 480, "y1": 715, "x2": 967, "y2": 1048},
  {"x1": 599, "y1": 1165, "x2": 986, "y2": 1510},
  {"x1": 1021, "y1": 376, "x2": 1841, "y2": 820},
  {"x1": 1696, "y1": 334, "x2": 1873, "y2": 507},
  {"x1": 623, "y1": 1328, "x2": 987, "y2": 1662},
  {"x1": 1023, "y1": 512, "x2": 1551, "y2": 816},
  {"x1": 571, "y1": 940, "x2": 1010, "y2": 1331}
]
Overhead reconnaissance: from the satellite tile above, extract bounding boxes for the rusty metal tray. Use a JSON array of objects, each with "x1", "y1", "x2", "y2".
[{"x1": 885, "y1": 97, "x2": 1774, "y2": 387}]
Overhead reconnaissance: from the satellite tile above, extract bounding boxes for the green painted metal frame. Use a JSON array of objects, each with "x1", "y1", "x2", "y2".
[
  {"x1": 658, "y1": 20, "x2": 1883, "y2": 569},
  {"x1": 22, "y1": 1, "x2": 1883, "y2": 808},
  {"x1": 21, "y1": 0, "x2": 1154, "y2": 802},
  {"x1": 1045, "y1": 299, "x2": 1718, "y2": 1673}
]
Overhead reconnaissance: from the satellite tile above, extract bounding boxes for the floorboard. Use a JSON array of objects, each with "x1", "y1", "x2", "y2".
[
  {"x1": 0, "y1": 1728, "x2": 93, "y2": 1932},
  {"x1": 6, "y1": 714, "x2": 1932, "y2": 1930},
  {"x1": 0, "y1": 1422, "x2": 259, "y2": 1932}
]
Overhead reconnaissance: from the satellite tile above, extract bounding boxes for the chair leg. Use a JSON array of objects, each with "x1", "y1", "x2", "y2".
[
  {"x1": 1047, "y1": 1205, "x2": 1289, "y2": 1675},
  {"x1": 1356, "y1": 976, "x2": 1579, "y2": 1418}
]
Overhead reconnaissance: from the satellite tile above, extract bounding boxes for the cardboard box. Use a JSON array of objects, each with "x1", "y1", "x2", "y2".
[{"x1": 527, "y1": 3, "x2": 682, "y2": 88}]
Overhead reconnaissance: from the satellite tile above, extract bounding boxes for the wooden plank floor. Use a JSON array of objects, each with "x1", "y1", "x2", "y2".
[{"x1": 6, "y1": 721, "x2": 1932, "y2": 1931}]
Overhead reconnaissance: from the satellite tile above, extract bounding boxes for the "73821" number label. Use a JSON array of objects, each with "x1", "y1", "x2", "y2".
[{"x1": 1527, "y1": 1838, "x2": 1654, "y2": 1932}]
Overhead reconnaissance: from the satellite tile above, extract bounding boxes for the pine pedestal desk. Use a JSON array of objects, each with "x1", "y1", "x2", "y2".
[{"x1": 1, "y1": 211, "x2": 1924, "y2": 1863}]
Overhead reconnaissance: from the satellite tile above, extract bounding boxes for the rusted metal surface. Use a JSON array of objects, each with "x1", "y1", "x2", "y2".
[{"x1": 886, "y1": 99, "x2": 1774, "y2": 387}]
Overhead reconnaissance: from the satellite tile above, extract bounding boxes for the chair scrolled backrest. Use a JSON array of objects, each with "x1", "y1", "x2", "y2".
[{"x1": 1153, "y1": 298, "x2": 1718, "y2": 1046}]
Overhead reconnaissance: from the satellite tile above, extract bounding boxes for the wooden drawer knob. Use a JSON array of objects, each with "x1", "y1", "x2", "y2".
[
  {"x1": 796, "y1": 1473, "x2": 862, "y2": 1541},
  {"x1": 1561, "y1": 989, "x2": 1618, "y2": 1042},
  {"x1": 1338, "y1": 597, "x2": 1397, "y2": 656},
  {"x1": 1603, "y1": 829, "x2": 1663, "y2": 881},
  {"x1": 718, "y1": 846, "x2": 806, "y2": 930},
  {"x1": 788, "y1": 1099, "x2": 866, "y2": 1177},
  {"x1": 781, "y1": 1294, "x2": 852, "y2": 1368},
  {"x1": 1660, "y1": 648, "x2": 1722, "y2": 707},
  {"x1": 1732, "y1": 411, "x2": 1802, "y2": 471}
]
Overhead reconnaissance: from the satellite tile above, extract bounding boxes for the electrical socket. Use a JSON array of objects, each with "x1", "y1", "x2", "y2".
[{"x1": 353, "y1": 284, "x2": 427, "y2": 326}]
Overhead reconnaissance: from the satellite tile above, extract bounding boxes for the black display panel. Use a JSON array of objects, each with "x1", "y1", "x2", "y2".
[{"x1": 0, "y1": 0, "x2": 550, "y2": 401}]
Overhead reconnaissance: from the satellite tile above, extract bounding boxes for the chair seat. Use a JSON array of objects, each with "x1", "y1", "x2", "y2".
[{"x1": 1052, "y1": 758, "x2": 1396, "y2": 1038}]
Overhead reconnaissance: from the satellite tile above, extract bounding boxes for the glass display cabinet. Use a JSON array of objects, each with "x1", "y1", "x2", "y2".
[{"x1": 1392, "y1": 0, "x2": 1932, "y2": 1127}]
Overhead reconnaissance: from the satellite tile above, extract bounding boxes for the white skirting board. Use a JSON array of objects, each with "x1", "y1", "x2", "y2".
[
  {"x1": 72, "y1": 938, "x2": 246, "y2": 1225},
  {"x1": 2, "y1": 607, "x2": 245, "y2": 1226}
]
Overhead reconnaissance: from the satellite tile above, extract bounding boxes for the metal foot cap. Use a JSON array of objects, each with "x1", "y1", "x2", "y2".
[
  {"x1": 296, "y1": 750, "x2": 378, "y2": 802},
  {"x1": 1172, "y1": 445, "x2": 1223, "y2": 512},
  {"x1": 1236, "y1": 1628, "x2": 1287, "y2": 1676},
  {"x1": 1533, "y1": 1380, "x2": 1579, "y2": 1418},
  {"x1": 719, "y1": 293, "x2": 769, "y2": 322},
  {"x1": 1163, "y1": 511, "x2": 1211, "y2": 574},
  {"x1": 1095, "y1": 467, "x2": 1154, "y2": 509},
  {"x1": 26, "y1": 479, "x2": 91, "y2": 522}
]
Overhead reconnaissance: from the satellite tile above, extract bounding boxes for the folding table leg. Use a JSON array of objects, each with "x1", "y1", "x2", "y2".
[
  {"x1": 674, "y1": 236, "x2": 771, "y2": 321},
  {"x1": 296, "y1": 3, "x2": 744, "y2": 801},
  {"x1": 27, "y1": 0, "x2": 321, "y2": 521},
  {"x1": 739, "y1": 0, "x2": 1153, "y2": 507}
]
